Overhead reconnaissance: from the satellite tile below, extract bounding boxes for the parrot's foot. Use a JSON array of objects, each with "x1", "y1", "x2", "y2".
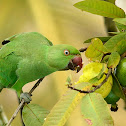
[{"x1": 20, "y1": 92, "x2": 32, "y2": 104}]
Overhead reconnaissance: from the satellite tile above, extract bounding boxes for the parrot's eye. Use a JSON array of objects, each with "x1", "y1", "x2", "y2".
[{"x1": 64, "y1": 50, "x2": 70, "y2": 56}]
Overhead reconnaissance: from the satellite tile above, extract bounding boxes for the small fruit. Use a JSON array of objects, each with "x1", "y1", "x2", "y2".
[
  {"x1": 104, "y1": 90, "x2": 120, "y2": 105},
  {"x1": 116, "y1": 58, "x2": 126, "y2": 87},
  {"x1": 104, "y1": 78, "x2": 120, "y2": 112},
  {"x1": 76, "y1": 62, "x2": 113, "y2": 98}
]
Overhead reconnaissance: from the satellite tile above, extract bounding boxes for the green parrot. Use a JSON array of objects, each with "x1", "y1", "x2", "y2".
[{"x1": 0, "y1": 32, "x2": 82, "y2": 97}]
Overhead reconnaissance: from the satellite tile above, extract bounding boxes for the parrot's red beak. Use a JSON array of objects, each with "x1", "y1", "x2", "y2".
[{"x1": 68, "y1": 56, "x2": 83, "y2": 73}]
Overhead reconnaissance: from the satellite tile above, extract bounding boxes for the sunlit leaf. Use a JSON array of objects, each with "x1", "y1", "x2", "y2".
[
  {"x1": 74, "y1": 0, "x2": 125, "y2": 18},
  {"x1": 89, "y1": 63, "x2": 107, "y2": 83},
  {"x1": 43, "y1": 83, "x2": 92, "y2": 126},
  {"x1": 77, "y1": 62, "x2": 112, "y2": 98},
  {"x1": 88, "y1": 53, "x2": 104, "y2": 62},
  {"x1": 85, "y1": 38, "x2": 104, "y2": 62},
  {"x1": 80, "y1": 62, "x2": 107, "y2": 83},
  {"x1": 107, "y1": 52, "x2": 120, "y2": 68},
  {"x1": 22, "y1": 104, "x2": 49, "y2": 126},
  {"x1": 84, "y1": 36, "x2": 111, "y2": 43},
  {"x1": 81, "y1": 93, "x2": 114, "y2": 126},
  {"x1": 104, "y1": 32, "x2": 126, "y2": 55}
]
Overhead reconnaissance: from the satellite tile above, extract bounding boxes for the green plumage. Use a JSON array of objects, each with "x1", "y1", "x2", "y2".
[{"x1": 0, "y1": 32, "x2": 81, "y2": 94}]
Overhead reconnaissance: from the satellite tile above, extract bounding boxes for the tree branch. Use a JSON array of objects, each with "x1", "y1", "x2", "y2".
[
  {"x1": 6, "y1": 78, "x2": 44, "y2": 126},
  {"x1": 68, "y1": 68, "x2": 112, "y2": 93}
]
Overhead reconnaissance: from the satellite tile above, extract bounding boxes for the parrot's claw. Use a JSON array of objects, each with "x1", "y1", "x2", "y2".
[{"x1": 20, "y1": 92, "x2": 32, "y2": 104}]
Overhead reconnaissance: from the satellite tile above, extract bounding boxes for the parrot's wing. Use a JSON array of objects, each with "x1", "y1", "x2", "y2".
[
  {"x1": 0, "y1": 32, "x2": 53, "y2": 58},
  {"x1": 0, "y1": 52, "x2": 21, "y2": 91},
  {"x1": 0, "y1": 32, "x2": 54, "y2": 92},
  {"x1": 2, "y1": 32, "x2": 53, "y2": 46}
]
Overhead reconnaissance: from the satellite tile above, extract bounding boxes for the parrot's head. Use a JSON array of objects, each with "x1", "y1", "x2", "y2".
[{"x1": 47, "y1": 44, "x2": 83, "y2": 73}]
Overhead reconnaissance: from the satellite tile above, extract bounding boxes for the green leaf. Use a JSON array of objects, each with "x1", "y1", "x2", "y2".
[
  {"x1": 85, "y1": 38, "x2": 104, "y2": 62},
  {"x1": 115, "y1": 22, "x2": 126, "y2": 32},
  {"x1": 43, "y1": 82, "x2": 92, "y2": 126},
  {"x1": 112, "y1": 74, "x2": 125, "y2": 100},
  {"x1": 84, "y1": 36, "x2": 111, "y2": 43},
  {"x1": 81, "y1": 93, "x2": 114, "y2": 126},
  {"x1": 22, "y1": 104, "x2": 49, "y2": 126},
  {"x1": 108, "y1": 32, "x2": 120, "y2": 35},
  {"x1": 114, "y1": 18, "x2": 126, "y2": 25},
  {"x1": 104, "y1": 32, "x2": 126, "y2": 55},
  {"x1": 104, "y1": 0, "x2": 115, "y2": 4},
  {"x1": 102, "y1": 55, "x2": 110, "y2": 63},
  {"x1": 107, "y1": 52, "x2": 120, "y2": 68},
  {"x1": 74, "y1": 0, "x2": 125, "y2": 18},
  {"x1": 116, "y1": 23, "x2": 126, "y2": 33},
  {"x1": 114, "y1": 18, "x2": 126, "y2": 32}
]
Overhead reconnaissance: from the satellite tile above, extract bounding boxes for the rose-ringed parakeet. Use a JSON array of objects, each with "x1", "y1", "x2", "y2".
[{"x1": 0, "y1": 32, "x2": 83, "y2": 98}]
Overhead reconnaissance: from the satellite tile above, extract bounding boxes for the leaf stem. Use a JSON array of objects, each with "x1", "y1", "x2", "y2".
[
  {"x1": 6, "y1": 78, "x2": 44, "y2": 126},
  {"x1": 68, "y1": 68, "x2": 112, "y2": 93}
]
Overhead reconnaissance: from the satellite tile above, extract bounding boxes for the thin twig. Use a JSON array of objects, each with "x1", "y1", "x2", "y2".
[
  {"x1": 6, "y1": 100, "x2": 25, "y2": 126},
  {"x1": 6, "y1": 78, "x2": 44, "y2": 126},
  {"x1": 29, "y1": 78, "x2": 44, "y2": 94},
  {"x1": 68, "y1": 68, "x2": 112, "y2": 93}
]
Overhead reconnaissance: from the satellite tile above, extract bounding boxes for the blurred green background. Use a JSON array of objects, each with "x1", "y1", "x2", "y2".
[{"x1": 0, "y1": 0, "x2": 126, "y2": 125}]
